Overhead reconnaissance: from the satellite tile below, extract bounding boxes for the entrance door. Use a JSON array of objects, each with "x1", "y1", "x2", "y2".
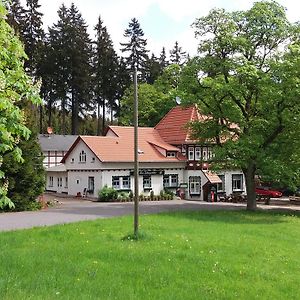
[
  {"x1": 189, "y1": 176, "x2": 201, "y2": 195},
  {"x1": 88, "y1": 177, "x2": 95, "y2": 195}
]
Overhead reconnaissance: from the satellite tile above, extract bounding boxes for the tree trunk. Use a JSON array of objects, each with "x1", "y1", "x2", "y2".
[
  {"x1": 71, "y1": 90, "x2": 78, "y2": 135},
  {"x1": 243, "y1": 161, "x2": 257, "y2": 211},
  {"x1": 39, "y1": 104, "x2": 43, "y2": 134},
  {"x1": 62, "y1": 98, "x2": 66, "y2": 135},
  {"x1": 97, "y1": 102, "x2": 101, "y2": 136},
  {"x1": 102, "y1": 99, "x2": 105, "y2": 136}
]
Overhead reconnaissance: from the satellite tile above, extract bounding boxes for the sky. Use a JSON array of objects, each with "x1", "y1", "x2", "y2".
[{"x1": 26, "y1": 0, "x2": 300, "y2": 57}]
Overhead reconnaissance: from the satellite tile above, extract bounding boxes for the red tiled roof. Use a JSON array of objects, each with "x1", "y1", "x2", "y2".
[
  {"x1": 62, "y1": 127, "x2": 185, "y2": 163},
  {"x1": 155, "y1": 105, "x2": 207, "y2": 144}
]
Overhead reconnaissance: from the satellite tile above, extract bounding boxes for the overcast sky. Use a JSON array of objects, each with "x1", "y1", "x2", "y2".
[{"x1": 25, "y1": 0, "x2": 300, "y2": 57}]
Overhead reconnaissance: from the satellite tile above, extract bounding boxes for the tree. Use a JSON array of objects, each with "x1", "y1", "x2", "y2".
[
  {"x1": 2, "y1": 133, "x2": 45, "y2": 211},
  {"x1": 0, "y1": 2, "x2": 41, "y2": 208},
  {"x1": 120, "y1": 17, "x2": 149, "y2": 80},
  {"x1": 119, "y1": 83, "x2": 174, "y2": 127},
  {"x1": 159, "y1": 47, "x2": 169, "y2": 69},
  {"x1": 179, "y1": 1, "x2": 300, "y2": 210},
  {"x1": 169, "y1": 41, "x2": 186, "y2": 66},
  {"x1": 6, "y1": 0, "x2": 25, "y2": 36},
  {"x1": 145, "y1": 53, "x2": 162, "y2": 84},
  {"x1": 22, "y1": 0, "x2": 45, "y2": 76},
  {"x1": 47, "y1": 4, "x2": 93, "y2": 135},
  {"x1": 93, "y1": 16, "x2": 118, "y2": 135}
]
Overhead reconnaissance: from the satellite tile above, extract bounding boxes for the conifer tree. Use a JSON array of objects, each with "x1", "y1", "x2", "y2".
[
  {"x1": 159, "y1": 47, "x2": 169, "y2": 69},
  {"x1": 120, "y1": 18, "x2": 149, "y2": 81},
  {"x1": 22, "y1": 0, "x2": 44, "y2": 76},
  {"x1": 93, "y1": 16, "x2": 118, "y2": 135},
  {"x1": 146, "y1": 53, "x2": 161, "y2": 84},
  {"x1": 6, "y1": 0, "x2": 25, "y2": 36},
  {"x1": 170, "y1": 41, "x2": 187, "y2": 66}
]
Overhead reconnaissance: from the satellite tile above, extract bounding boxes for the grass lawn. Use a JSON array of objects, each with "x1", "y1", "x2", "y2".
[{"x1": 0, "y1": 210, "x2": 300, "y2": 300}]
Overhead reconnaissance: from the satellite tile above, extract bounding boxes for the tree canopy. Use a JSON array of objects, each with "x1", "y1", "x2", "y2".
[
  {"x1": 179, "y1": 0, "x2": 300, "y2": 210},
  {"x1": 0, "y1": 1, "x2": 41, "y2": 208}
]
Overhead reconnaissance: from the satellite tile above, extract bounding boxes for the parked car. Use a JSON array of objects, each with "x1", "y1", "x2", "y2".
[{"x1": 255, "y1": 186, "x2": 282, "y2": 198}]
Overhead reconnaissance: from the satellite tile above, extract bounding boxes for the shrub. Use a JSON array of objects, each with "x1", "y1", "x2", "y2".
[{"x1": 98, "y1": 185, "x2": 118, "y2": 202}]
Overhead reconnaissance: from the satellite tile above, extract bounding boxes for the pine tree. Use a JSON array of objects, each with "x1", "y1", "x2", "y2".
[
  {"x1": 170, "y1": 41, "x2": 187, "y2": 66},
  {"x1": 93, "y1": 16, "x2": 118, "y2": 135},
  {"x1": 6, "y1": 0, "x2": 25, "y2": 36},
  {"x1": 159, "y1": 47, "x2": 169, "y2": 69},
  {"x1": 120, "y1": 18, "x2": 149, "y2": 80},
  {"x1": 22, "y1": 0, "x2": 44, "y2": 76},
  {"x1": 47, "y1": 4, "x2": 93, "y2": 135},
  {"x1": 146, "y1": 53, "x2": 162, "y2": 84}
]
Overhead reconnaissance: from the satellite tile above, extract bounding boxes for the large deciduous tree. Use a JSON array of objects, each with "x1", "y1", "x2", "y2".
[
  {"x1": 0, "y1": 1, "x2": 41, "y2": 208},
  {"x1": 179, "y1": 1, "x2": 300, "y2": 210}
]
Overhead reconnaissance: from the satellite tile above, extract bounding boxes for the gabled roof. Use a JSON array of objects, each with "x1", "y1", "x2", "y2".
[
  {"x1": 61, "y1": 127, "x2": 185, "y2": 163},
  {"x1": 154, "y1": 105, "x2": 207, "y2": 144},
  {"x1": 38, "y1": 134, "x2": 78, "y2": 151}
]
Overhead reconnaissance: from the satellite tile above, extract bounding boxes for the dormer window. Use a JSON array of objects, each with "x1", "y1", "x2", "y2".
[
  {"x1": 167, "y1": 151, "x2": 176, "y2": 158},
  {"x1": 79, "y1": 150, "x2": 86, "y2": 163},
  {"x1": 138, "y1": 149, "x2": 144, "y2": 154}
]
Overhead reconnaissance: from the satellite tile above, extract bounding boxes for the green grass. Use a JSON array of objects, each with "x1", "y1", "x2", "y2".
[{"x1": 1, "y1": 210, "x2": 300, "y2": 300}]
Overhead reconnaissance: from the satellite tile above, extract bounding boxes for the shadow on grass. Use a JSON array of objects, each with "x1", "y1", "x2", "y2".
[{"x1": 156, "y1": 209, "x2": 300, "y2": 225}]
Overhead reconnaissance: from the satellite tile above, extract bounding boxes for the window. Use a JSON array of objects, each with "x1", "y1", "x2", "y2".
[
  {"x1": 188, "y1": 147, "x2": 194, "y2": 160},
  {"x1": 57, "y1": 177, "x2": 62, "y2": 187},
  {"x1": 143, "y1": 175, "x2": 151, "y2": 189},
  {"x1": 112, "y1": 177, "x2": 120, "y2": 189},
  {"x1": 167, "y1": 152, "x2": 176, "y2": 158},
  {"x1": 91, "y1": 157, "x2": 95, "y2": 163},
  {"x1": 88, "y1": 177, "x2": 95, "y2": 193},
  {"x1": 207, "y1": 147, "x2": 213, "y2": 160},
  {"x1": 65, "y1": 177, "x2": 68, "y2": 188},
  {"x1": 49, "y1": 176, "x2": 53, "y2": 187},
  {"x1": 189, "y1": 176, "x2": 201, "y2": 195},
  {"x1": 202, "y1": 147, "x2": 208, "y2": 161},
  {"x1": 195, "y1": 147, "x2": 201, "y2": 160},
  {"x1": 71, "y1": 158, "x2": 74, "y2": 163},
  {"x1": 232, "y1": 174, "x2": 243, "y2": 191},
  {"x1": 112, "y1": 176, "x2": 131, "y2": 190},
  {"x1": 163, "y1": 174, "x2": 178, "y2": 188},
  {"x1": 181, "y1": 145, "x2": 186, "y2": 156},
  {"x1": 217, "y1": 175, "x2": 225, "y2": 192},
  {"x1": 79, "y1": 150, "x2": 86, "y2": 163}
]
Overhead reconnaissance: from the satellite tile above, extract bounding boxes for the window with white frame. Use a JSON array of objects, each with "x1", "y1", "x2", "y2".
[
  {"x1": 163, "y1": 174, "x2": 178, "y2": 188},
  {"x1": 143, "y1": 175, "x2": 152, "y2": 189},
  {"x1": 79, "y1": 150, "x2": 86, "y2": 163},
  {"x1": 202, "y1": 147, "x2": 208, "y2": 161},
  {"x1": 232, "y1": 174, "x2": 243, "y2": 191},
  {"x1": 189, "y1": 176, "x2": 201, "y2": 195},
  {"x1": 188, "y1": 147, "x2": 194, "y2": 160},
  {"x1": 112, "y1": 176, "x2": 130, "y2": 190},
  {"x1": 49, "y1": 176, "x2": 53, "y2": 187},
  {"x1": 207, "y1": 147, "x2": 213, "y2": 160},
  {"x1": 181, "y1": 145, "x2": 186, "y2": 156},
  {"x1": 217, "y1": 175, "x2": 225, "y2": 192},
  {"x1": 65, "y1": 177, "x2": 68, "y2": 188},
  {"x1": 195, "y1": 147, "x2": 201, "y2": 160},
  {"x1": 57, "y1": 177, "x2": 62, "y2": 187}
]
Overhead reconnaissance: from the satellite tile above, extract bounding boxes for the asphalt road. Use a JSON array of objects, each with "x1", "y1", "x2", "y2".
[{"x1": 0, "y1": 196, "x2": 298, "y2": 232}]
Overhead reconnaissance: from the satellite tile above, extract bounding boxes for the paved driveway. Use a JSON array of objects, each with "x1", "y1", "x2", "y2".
[{"x1": 0, "y1": 195, "x2": 298, "y2": 232}]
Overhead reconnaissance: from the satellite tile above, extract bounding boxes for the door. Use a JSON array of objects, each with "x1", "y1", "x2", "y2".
[
  {"x1": 88, "y1": 177, "x2": 95, "y2": 195},
  {"x1": 189, "y1": 176, "x2": 201, "y2": 195}
]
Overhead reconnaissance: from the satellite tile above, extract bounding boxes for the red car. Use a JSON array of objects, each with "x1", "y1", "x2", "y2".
[{"x1": 255, "y1": 187, "x2": 282, "y2": 198}]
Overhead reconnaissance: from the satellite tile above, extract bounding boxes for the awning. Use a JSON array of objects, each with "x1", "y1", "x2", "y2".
[{"x1": 204, "y1": 172, "x2": 222, "y2": 184}]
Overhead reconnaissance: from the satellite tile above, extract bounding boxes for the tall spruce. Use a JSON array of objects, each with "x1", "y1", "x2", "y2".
[
  {"x1": 170, "y1": 41, "x2": 187, "y2": 66},
  {"x1": 159, "y1": 47, "x2": 169, "y2": 69},
  {"x1": 6, "y1": 0, "x2": 25, "y2": 36},
  {"x1": 22, "y1": 0, "x2": 44, "y2": 76},
  {"x1": 120, "y1": 18, "x2": 149, "y2": 81},
  {"x1": 47, "y1": 4, "x2": 93, "y2": 135},
  {"x1": 93, "y1": 16, "x2": 118, "y2": 135},
  {"x1": 146, "y1": 53, "x2": 162, "y2": 84}
]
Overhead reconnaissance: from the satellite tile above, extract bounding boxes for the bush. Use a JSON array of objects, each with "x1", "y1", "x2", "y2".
[{"x1": 98, "y1": 185, "x2": 118, "y2": 202}]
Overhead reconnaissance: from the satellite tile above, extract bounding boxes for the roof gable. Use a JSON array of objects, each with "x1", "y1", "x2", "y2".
[{"x1": 154, "y1": 105, "x2": 206, "y2": 144}]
